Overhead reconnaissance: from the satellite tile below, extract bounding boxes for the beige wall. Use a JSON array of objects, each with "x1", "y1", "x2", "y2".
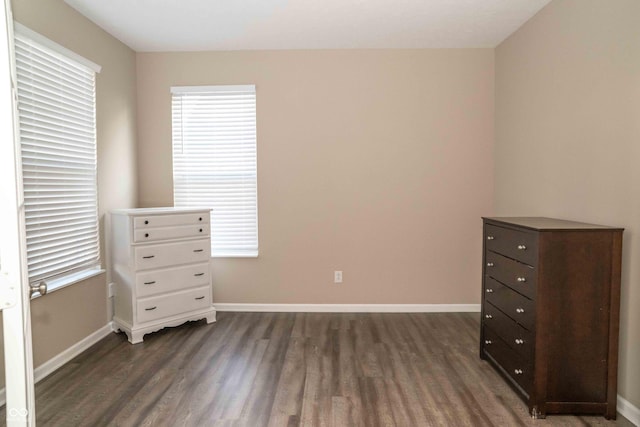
[
  {"x1": 495, "y1": 0, "x2": 640, "y2": 408},
  {"x1": 137, "y1": 50, "x2": 495, "y2": 304},
  {"x1": 0, "y1": 0, "x2": 138, "y2": 386}
]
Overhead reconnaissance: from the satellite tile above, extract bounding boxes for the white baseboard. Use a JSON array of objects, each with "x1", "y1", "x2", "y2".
[
  {"x1": 0, "y1": 322, "x2": 114, "y2": 407},
  {"x1": 214, "y1": 303, "x2": 481, "y2": 313},
  {"x1": 33, "y1": 322, "x2": 114, "y2": 383},
  {"x1": 618, "y1": 395, "x2": 640, "y2": 426}
]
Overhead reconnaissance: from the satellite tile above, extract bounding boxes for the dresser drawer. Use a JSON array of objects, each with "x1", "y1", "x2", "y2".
[
  {"x1": 485, "y1": 252, "x2": 536, "y2": 299},
  {"x1": 133, "y1": 212, "x2": 209, "y2": 229},
  {"x1": 483, "y1": 302, "x2": 533, "y2": 360},
  {"x1": 484, "y1": 277, "x2": 534, "y2": 331},
  {"x1": 135, "y1": 263, "x2": 210, "y2": 298},
  {"x1": 483, "y1": 327, "x2": 532, "y2": 393},
  {"x1": 484, "y1": 224, "x2": 538, "y2": 266},
  {"x1": 136, "y1": 286, "x2": 211, "y2": 323},
  {"x1": 134, "y1": 239, "x2": 210, "y2": 271},
  {"x1": 134, "y1": 224, "x2": 210, "y2": 243}
]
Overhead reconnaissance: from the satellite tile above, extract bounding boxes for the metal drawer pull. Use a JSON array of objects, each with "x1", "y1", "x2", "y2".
[
  {"x1": 195, "y1": 296, "x2": 205, "y2": 300},
  {"x1": 142, "y1": 255, "x2": 155, "y2": 259},
  {"x1": 514, "y1": 369, "x2": 523, "y2": 375},
  {"x1": 486, "y1": 288, "x2": 494, "y2": 293},
  {"x1": 515, "y1": 339, "x2": 524, "y2": 345},
  {"x1": 517, "y1": 244, "x2": 527, "y2": 250},
  {"x1": 193, "y1": 249, "x2": 204, "y2": 253},
  {"x1": 145, "y1": 306, "x2": 157, "y2": 311},
  {"x1": 145, "y1": 233, "x2": 149, "y2": 238},
  {"x1": 484, "y1": 340, "x2": 492, "y2": 345},
  {"x1": 486, "y1": 262, "x2": 494, "y2": 267},
  {"x1": 144, "y1": 220, "x2": 149, "y2": 225},
  {"x1": 199, "y1": 217, "x2": 203, "y2": 221},
  {"x1": 485, "y1": 314, "x2": 493, "y2": 319},
  {"x1": 199, "y1": 228, "x2": 203, "y2": 232},
  {"x1": 516, "y1": 277, "x2": 526, "y2": 282},
  {"x1": 144, "y1": 281, "x2": 156, "y2": 285},
  {"x1": 516, "y1": 308, "x2": 525, "y2": 313},
  {"x1": 194, "y1": 273, "x2": 205, "y2": 277},
  {"x1": 486, "y1": 236, "x2": 495, "y2": 240}
]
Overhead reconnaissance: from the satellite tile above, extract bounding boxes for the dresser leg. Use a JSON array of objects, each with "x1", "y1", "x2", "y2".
[
  {"x1": 206, "y1": 311, "x2": 217, "y2": 323},
  {"x1": 129, "y1": 330, "x2": 144, "y2": 344},
  {"x1": 604, "y1": 406, "x2": 617, "y2": 420},
  {"x1": 531, "y1": 407, "x2": 546, "y2": 419}
]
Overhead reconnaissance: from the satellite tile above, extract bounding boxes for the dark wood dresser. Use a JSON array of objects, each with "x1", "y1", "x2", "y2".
[{"x1": 480, "y1": 217, "x2": 623, "y2": 419}]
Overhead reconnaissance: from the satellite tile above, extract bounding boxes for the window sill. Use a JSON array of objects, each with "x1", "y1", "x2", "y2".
[
  {"x1": 212, "y1": 251, "x2": 259, "y2": 258},
  {"x1": 30, "y1": 268, "x2": 105, "y2": 299}
]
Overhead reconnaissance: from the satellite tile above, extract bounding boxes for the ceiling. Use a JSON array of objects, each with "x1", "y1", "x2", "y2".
[{"x1": 64, "y1": 0, "x2": 551, "y2": 52}]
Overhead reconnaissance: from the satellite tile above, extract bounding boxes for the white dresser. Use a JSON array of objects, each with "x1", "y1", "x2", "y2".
[{"x1": 110, "y1": 207, "x2": 216, "y2": 344}]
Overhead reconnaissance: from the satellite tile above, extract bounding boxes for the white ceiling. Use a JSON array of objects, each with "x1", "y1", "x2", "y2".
[{"x1": 64, "y1": 0, "x2": 551, "y2": 52}]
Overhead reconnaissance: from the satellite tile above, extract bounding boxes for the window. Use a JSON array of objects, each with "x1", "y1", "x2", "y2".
[
  {"x1": 14, "y1": 24, "x2": 102, "y2": 289},
  {"x1": 171, "y1": 85, "x2": 258, "y2": 257}
]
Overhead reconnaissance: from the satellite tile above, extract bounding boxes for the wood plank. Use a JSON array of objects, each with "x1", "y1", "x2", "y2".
[{"x1": 0, "y1": 312, "x2": 632, "y2": 426}]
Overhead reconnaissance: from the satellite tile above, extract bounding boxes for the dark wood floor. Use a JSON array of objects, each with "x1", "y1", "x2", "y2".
[{"x1": 1, "y1": 312, "x2": 633, "y2": 426}]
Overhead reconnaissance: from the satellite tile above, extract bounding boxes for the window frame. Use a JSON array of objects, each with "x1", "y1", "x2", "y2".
[
  {"x1": 171, "y1": 85, "x2": 259, "y2": 258},
  {"x1": 14, "y1": 23, "x2": 104, "y2": 295}
]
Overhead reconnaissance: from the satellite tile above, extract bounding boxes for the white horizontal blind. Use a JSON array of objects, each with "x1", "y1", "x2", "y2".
[
  {"x1": 172, "y1": 85, "x2": 258, "y2": 257},
  {"x1": 14, "y1": 29, "x2": 100, "y2": 285}
]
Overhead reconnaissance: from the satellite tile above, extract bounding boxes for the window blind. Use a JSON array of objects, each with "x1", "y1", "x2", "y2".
[
  {"x1": 171, "y1": 85, "x2": 258, "y2": 257},
  {"x1": 14, "y1": 28, "x2": 100, "y2": 285}
]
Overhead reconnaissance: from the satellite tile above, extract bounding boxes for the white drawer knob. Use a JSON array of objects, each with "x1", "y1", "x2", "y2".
[
  {"x1": 484, "y1": 340, "x2": 492, "y2": 345},
  {"x1": 487, "y1": 236, "x2": 495, "y2": 240},
  {"x1": 486, "y1": 262, "x2": 494, "y2": 267},
  {"x1": 517, "y1": 244, "x2": 527, "y2": 250},
  {"x1": 516, "y1": 308, "x2": 525, "y2": 313},
  {"x1": 514, "y1": 369, "x2": 523, "y2": 375},
  {"x1": 515, "y1": 339, "x2": 524, "y2": 345},
  {"x1": 516, "y1": 277, "x2": 526, "y2": 282},
  {"x1": 486, "y1": 288, "x2": 494, "y2": 293},
  {"x1": 485, "y1": 314, "x2": 493, "y2": 319}
]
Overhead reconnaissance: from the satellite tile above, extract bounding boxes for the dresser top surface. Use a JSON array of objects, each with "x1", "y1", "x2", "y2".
[
  {"x1": 111, "y1": 207, "x2": 211, "y2": 216},
  {"x1": 483, "y1": 217, "x2": 623, "y2": 231}
]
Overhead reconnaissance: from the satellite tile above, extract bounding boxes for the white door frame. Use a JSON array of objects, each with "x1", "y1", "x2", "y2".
[{"x1": 0, "y1": 0, "x2": 37, "y2": 425}]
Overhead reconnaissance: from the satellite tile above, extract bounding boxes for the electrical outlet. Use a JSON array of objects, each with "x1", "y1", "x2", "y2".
[{"x1": 334, "y1": 271, "x2": 343, "y2": 283}]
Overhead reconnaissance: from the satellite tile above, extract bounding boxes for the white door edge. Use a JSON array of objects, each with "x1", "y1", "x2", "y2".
[{"x1": 0, "y1": 0, "x2": 37, "y2": 425}]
